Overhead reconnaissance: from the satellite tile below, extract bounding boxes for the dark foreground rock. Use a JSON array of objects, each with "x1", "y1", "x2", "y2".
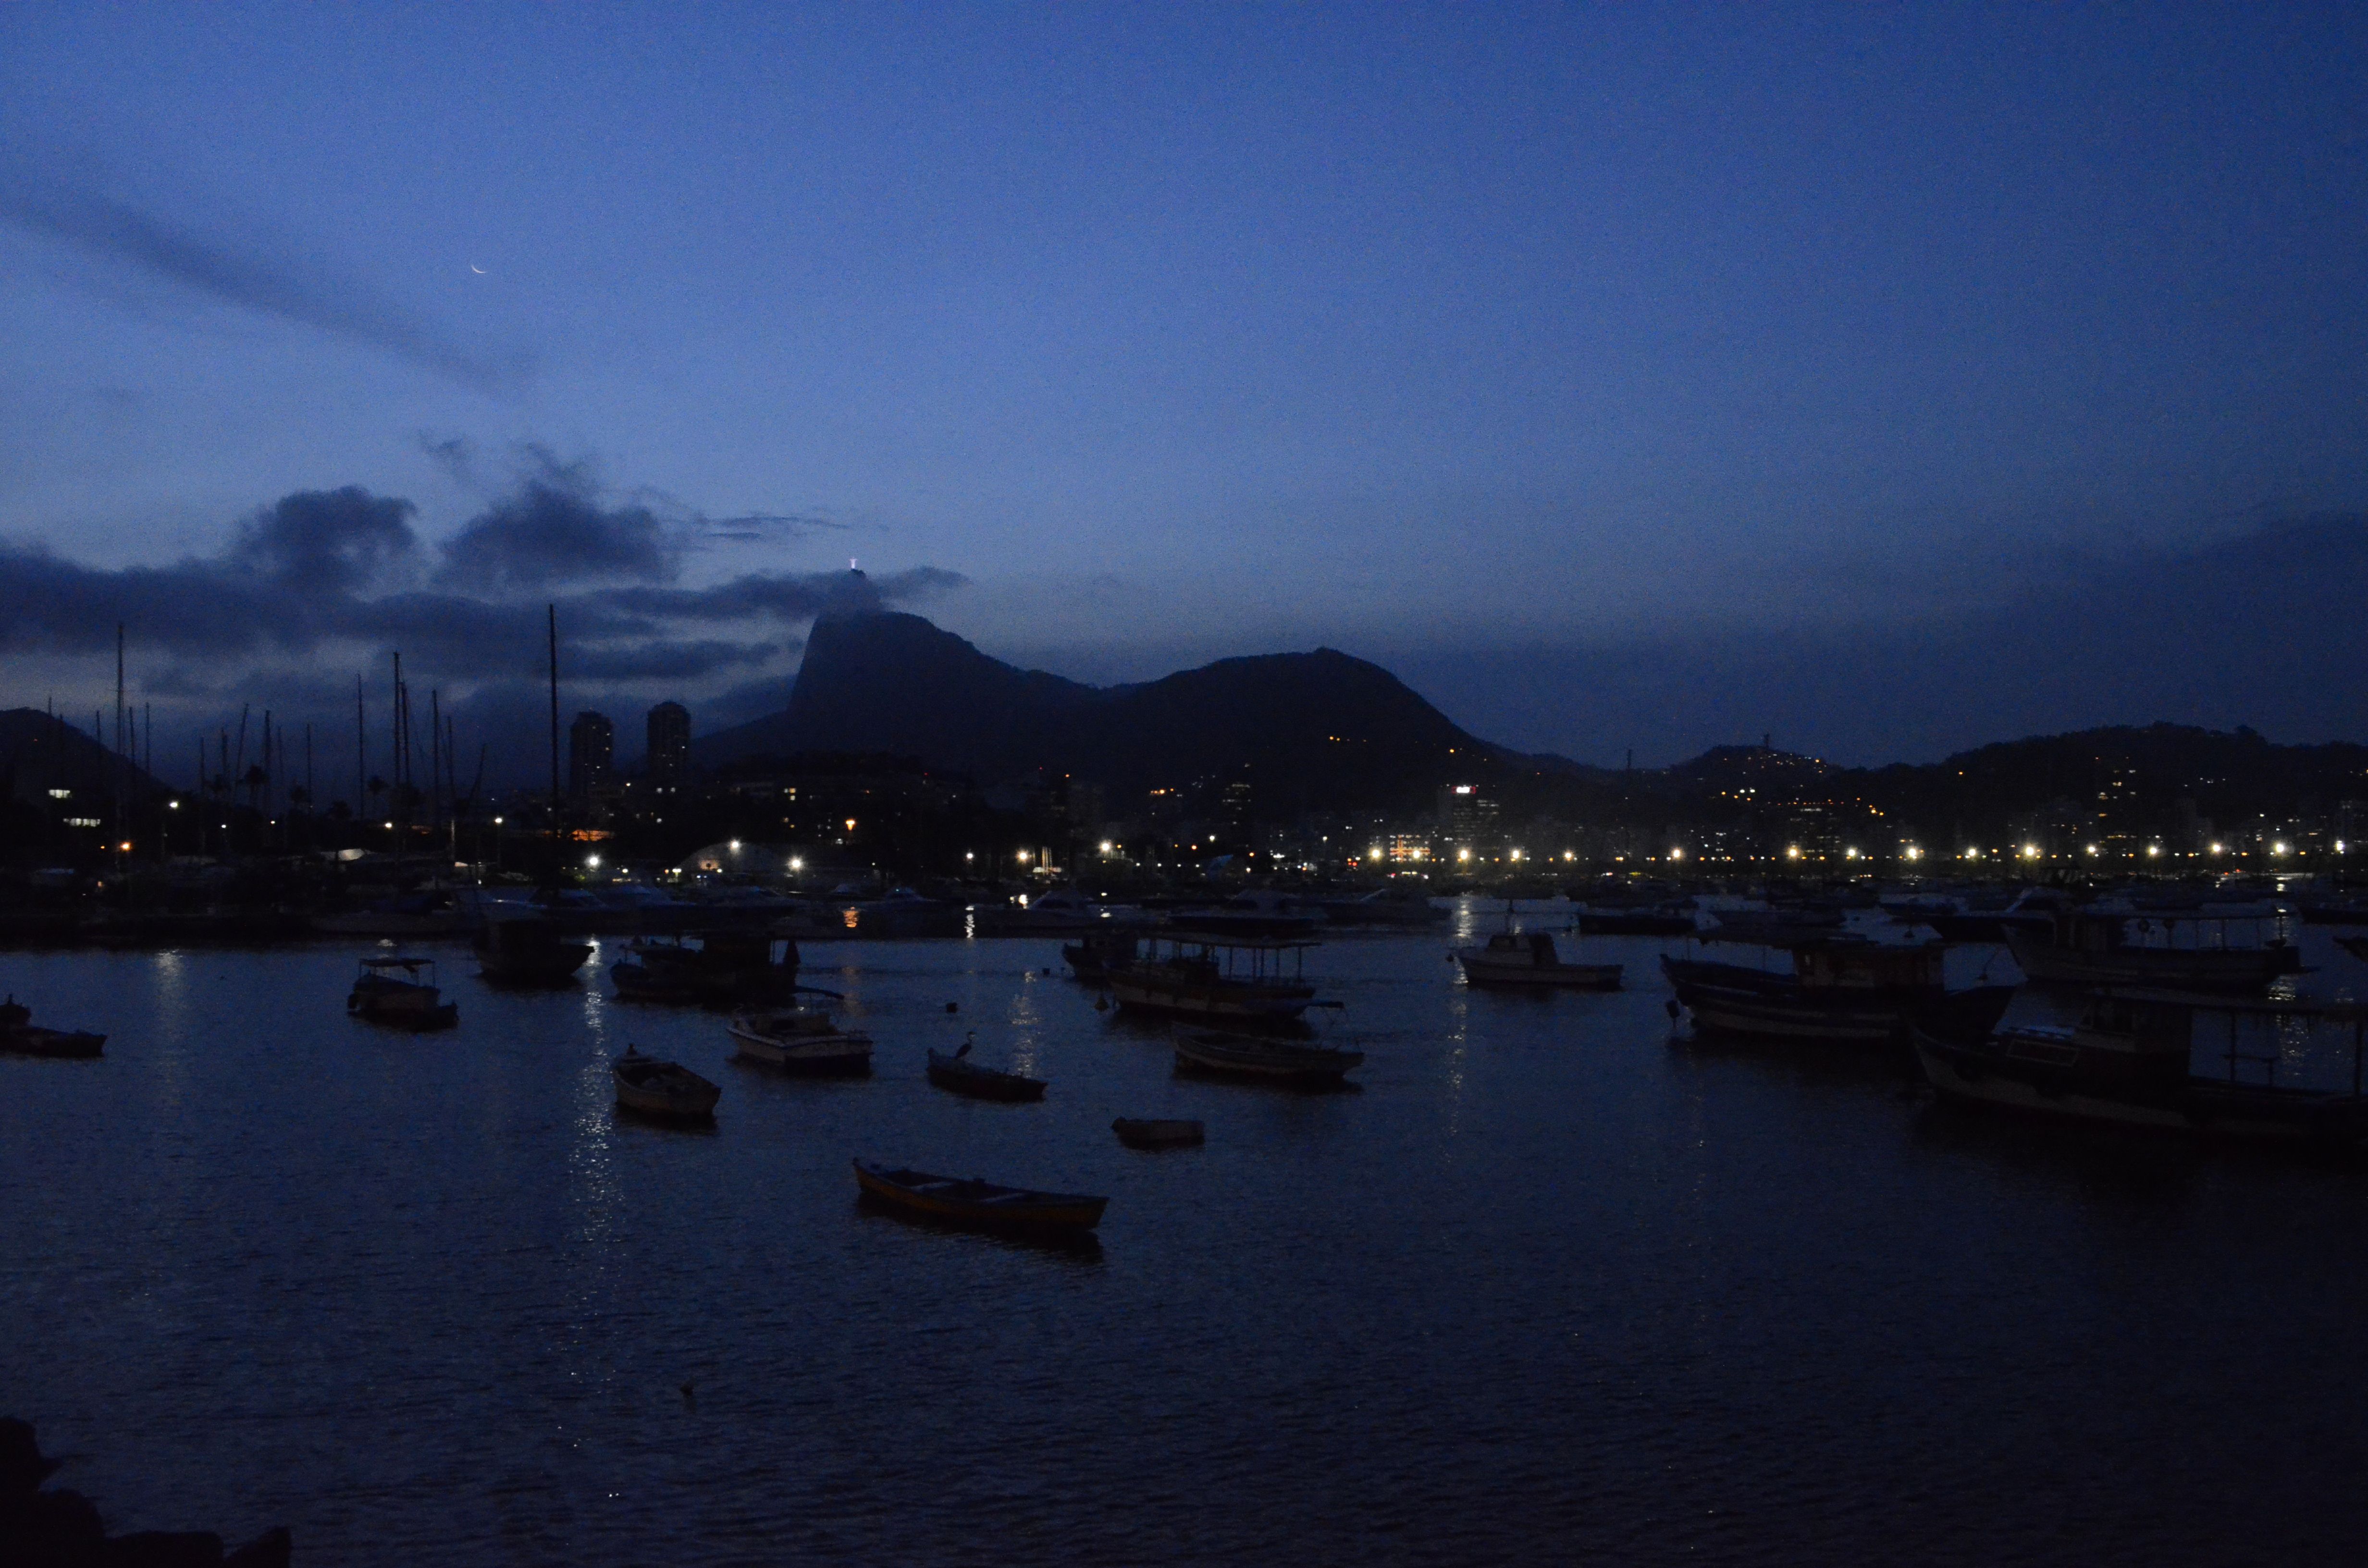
[{"x1": 1, "y1": 1419, "x2": 289, "y2": 1567}]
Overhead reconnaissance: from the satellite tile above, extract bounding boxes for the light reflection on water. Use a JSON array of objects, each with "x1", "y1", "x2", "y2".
[{"x1": 5, "y1": 915, "x2": 2368, "y2": 1564}]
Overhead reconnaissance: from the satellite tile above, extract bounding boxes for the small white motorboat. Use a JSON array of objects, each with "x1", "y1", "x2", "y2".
[
  {"x1": 613, "y1": 1047, "x2": 721, "y2": 1120},
  {"x1": 728, "y1": 1008, "x2": 874, "y2": 1075}
]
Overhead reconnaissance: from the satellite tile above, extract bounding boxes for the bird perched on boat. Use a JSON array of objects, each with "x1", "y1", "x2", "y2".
[{"x1": 954, "y1": 1032, "x2": 974, "y2": 1060}]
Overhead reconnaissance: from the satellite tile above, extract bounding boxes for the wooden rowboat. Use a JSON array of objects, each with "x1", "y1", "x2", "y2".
[
  {"x1": 1173, "y1": 1028, "x2": 1363, "y2": 1084},
  {"x1": 613, "y1": 1047, "x2": 721, "y2": 1120},
  {"x1": 853, "y1": 1159, "x2": 1106, "y2": 1231},
  {"x1": 926, "y1": 1040, "x2": 1046, "y2": 1102},
  {"x1": 1112, "y1": 1117, "x2": 1205, "y2": 1149}
]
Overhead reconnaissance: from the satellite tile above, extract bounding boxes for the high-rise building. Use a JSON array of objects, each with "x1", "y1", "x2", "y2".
[
  {"x1": 569, "y1": 710, "x2": 614, "y2": 796},
  {"x1": 646, "y1": 701, "x2": 690, "y2": 786}
]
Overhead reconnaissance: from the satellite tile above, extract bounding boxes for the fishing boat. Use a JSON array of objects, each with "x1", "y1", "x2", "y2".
[
  {"x1": 1061, "y1": 927, "x2": 1142, "y2": 984},
  {"x1": 474, "y1": 913, "x2": 593, "y2": 985},
  {"x1": 611, "y1": 931, "x2": 802, "y2": 1005},
  {"x1": 0, "y1": 998, "x2": 104, "y2": 1059},
  {"x1": 346, "y1": 956, "x2": 459, "y2": 1030},
  {"x1": 852, "y1": 1159, "x2": 1107, "y2": 1232},
  {"x1": 1662, "y1": 942, "x2": 1952, "y2": 1045},
  {"x1": 728, "y1": 1007, "x2": 873, "y2": 1074},
  {"x1": 1912, "y1": 990, "x2": 2368, "y2": 1143},
  {"x1": 1112, "y1": 1117, "x2": 1206, "y2": 1149},
  {"x1": 926, "y1": 1036, "x2": 1047, "y2": 1101},
  {"x1": 1173, "y1": 1027, "x2": 1363, "y2": 1084},
  {"x1": 1107, "y1": 935, "x2": 1326, "y2": 1024},
  {"x1": 2005, "y1": 909, "x2": 2302, "y2": 992},
  {"x1": 1454, "y1": 930, "x2": 1622, "y2": 990},
  {"x1": 612, "y1": 1046, "x2": 721, "y2": 1120}
]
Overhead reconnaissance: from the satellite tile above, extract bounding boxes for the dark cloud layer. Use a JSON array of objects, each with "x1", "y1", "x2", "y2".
[
  {"x1": 0, "y1": 169, "x2": 522, "y2": 392},
  {"x1": 0, "y1": 476, "x2": 965, "y2": 688}
]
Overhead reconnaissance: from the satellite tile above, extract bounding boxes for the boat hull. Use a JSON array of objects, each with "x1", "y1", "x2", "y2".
[
  {"x1": 925, "y1": 1051, "x2": 1047, "y2": 1101},
  {"x1": 2005, "y1": 931, "x2": 2302, "y2": 992},
  {"x1": 1173, "y1": 1031, "x2": 1362, "y2": 1083},
  {"x1": 613, "y1": 1059, "x2": 721, "y2": 1119},
  {"x1": 728, "y1": 1020, "x2": 873, "y2": 1075},
  {"x1": 1, "y1": 1027, "x2": 105, "y2": 1059},
  {"x1": 1112, "y1": 1117, "x2": 1205, "y2": 1148},
  {"x1": 1109, "y1": 972, "x2": 1313, "y2": 1022},
  {"x1": 852, "y1": 1159, "x2": 1106, "y2": 1230},
  {"x1": 1913, "y1": 1033, "x2": 2368, "y2": 1142},
  {"x1": 1456, "y1": 954, "x2": 1622, "y2": 990}
]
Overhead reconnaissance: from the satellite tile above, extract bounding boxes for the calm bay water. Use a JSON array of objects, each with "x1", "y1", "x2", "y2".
[{"x1": 6, "y1": 906, "x2": 2368, "y2": 1565}]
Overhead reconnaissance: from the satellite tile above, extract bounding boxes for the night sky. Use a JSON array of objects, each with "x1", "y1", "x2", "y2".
[{"x1": 3, "y1": 4, "x2": 2364, "y2": 773}]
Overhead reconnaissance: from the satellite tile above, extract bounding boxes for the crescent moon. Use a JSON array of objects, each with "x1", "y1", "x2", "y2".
[{"x1": 469, "y1": 263, "x2": 486, "y2": 275}]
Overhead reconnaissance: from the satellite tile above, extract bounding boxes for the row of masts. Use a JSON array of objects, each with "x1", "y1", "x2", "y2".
[{"x1": 68, "y1": 608, "x2": 567, "y2": 860}]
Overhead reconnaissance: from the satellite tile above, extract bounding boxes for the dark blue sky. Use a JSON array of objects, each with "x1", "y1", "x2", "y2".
[{"x1": 2, "y1": 4, "x2": 2364, "y2": 770}]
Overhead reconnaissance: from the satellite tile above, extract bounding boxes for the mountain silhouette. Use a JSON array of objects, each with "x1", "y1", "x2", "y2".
[{"x1": 694, "y1": 610, "x2": 1510, "y2": 809}]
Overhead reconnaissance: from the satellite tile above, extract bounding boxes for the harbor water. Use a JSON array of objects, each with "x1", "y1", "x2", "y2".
[{"x1": 7, "y1": 907, "x2": 2368, "y2": 1565}]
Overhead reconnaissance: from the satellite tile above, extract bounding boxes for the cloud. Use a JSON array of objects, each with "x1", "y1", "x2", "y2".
[
  {"x1": 432, "y1": 477, "x2": 677, "y2": 590},
  {"x1": 231, "y1": 487, "x2": 420, "y2": 593},
  {"x1": 0, "y1": 168, "x2": 523, "y2": 392},
  {"x1": 0, "y1": 475, "x2": 965, "y2": 686}
]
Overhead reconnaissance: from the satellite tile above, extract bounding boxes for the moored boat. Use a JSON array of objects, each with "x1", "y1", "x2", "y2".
[
  {"x1": 612, "y1": 1046, "x2": 722, "y2": 1120},
  {"x1": 347, "y1": 956, "x2": 458, "y2": 1030},
  {"x1": 0, "y1": 997, "x2": 104, "y2": 1059},
  {"x1": 1107, "y1": 935, "x2": 1325, "y2": 1024},
  {"x1": 1454, "y1": 930, "x2": 1622, "y2": 990},
  {"x1": 728, "y1": 1007, "x2": 873, "y2": 1074},
  {"x1": 1663, "y1": 942, "x2": 1953, "y2": 1045},
  {"x1": 1912, "y1": 990, "x2": 2368, "y2": 1143},
  {"x1": 1173, "y1": 1027, "x2": 1363, "y2": 1084},
  {"x1": 2005, "y1": 909, "x2": 2302, "y2": 992},
  {"x1": 1112, "y1": 1117, "x2": 1206, "y2": 1149},
  {"x1": 926, "y1": 1037, "x2": 1047, "y2": 1101},
  {"x1": 474, "y1": 913, "x2": 593, "y2": 985},
  {"x1": 1061, "y1": 927, "x2": 1143, "y2": 984},
  {"x1": 612, "y1": 931, "x2": 802, "y2": 1006},
  {"x1": 1576, "y1": 906, "x2": 1697, "y2": 936},
  {"x1": 852, "y1": 1158, "x2": 1107, "y2": 1231}
]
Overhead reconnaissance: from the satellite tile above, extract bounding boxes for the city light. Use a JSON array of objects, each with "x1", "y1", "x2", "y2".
[
  {"x1": 1509, "y1": 848, "x2": 1522, "y2": 861},
  {"x1": 2210, "y1": 842, "x2": 2224, "y2": 855},
  {"x1": 1101, "y1": 840, "x2": 1116, "y2": 855},
  {"x1": 1904, "y1": 845, "x2": 1923, "y2": 861},
  {"x1": 493, "y1": 816, "x2": 503, "y2": 825},
  {"x1": 1843, "y1": 847, "x2": 1857, "y2": 859},
  {"x1": 845, "y1": 818, "x2": 857, "y2": 833},
  {"x1": 2272, "y1": 841, "x2": 2290, "y2": 857},
  {"x1": 1786, "y1": 845, "x2": 1801, "y2": 860},
  {"x1": 2022, "y1": 844, "x2": 2038, "y2": 859},
  {"x1": 2086, "y1": 844, "x2": 2099, "y2": 856},
  {"x1": 2146, "y1": 844, "x2": 2161, "y2": 858},
  {"x1": 789, "y1": 857, "x2": 803, "y2": 871},
  {"x1": 1670, "y1": 847, "x2": 1685, "y2": 861},
  {"x1": 729, "y1": 839, "x2": 741, "y2": 852},
  {"x1": 168, "y1": 800, "x2": 179, "y2": 810},
  {"x1": 1457, "y1": 848, "x2": 1471, "y2": 862},
  {"x1": 1017, "y1": 850, "x2": 1031, "y2": 863},
  {"x1": 586, "y1": 854, "x2": 601, "y2": 868}
]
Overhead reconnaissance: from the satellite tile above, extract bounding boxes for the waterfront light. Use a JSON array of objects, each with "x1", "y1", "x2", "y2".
[
  {"x1": 1509, "y1": 848, "x2": 1522, "y2": 861},
  {"x1": 2022, "y1": 844, "x2": 2038, "y2": 859},
  {"x1": 1786, "y1": 845, "x2": 1801, "y2": 860},
  {"x1": 2273, "y1": 841, "x2": 2290, "y2": 857},
  {"x1": 1671, "y1": 847, "x2": 1685, "y2": 861},
  {"x1": 1017, "y1": 850, "x2": 1030, "y2": 863},
  {"x1": 493, "y1": 816, "x2": 503, "y2": 825},
  {"x1": 586, "y1": 854, "x2": 601, "y2": 868},
  {"x1": 2086, "y1": 844, "x2": 2099, "y2": 856},
  {"x1": 729, "y1": 839, "x2": 741, "y2": 852},
  {"x1": 789, "y1": 856, "x2": 803, "y2": 871},
  {"x1": 1457, "y1": 848, "x2": 1471, "y2": 862},
  {"x1": 1904, "y1": 845, "x2": 1922, "y2": 861},
  {"x1": 168, "y1": 800, "x2": 179, "y2": 810},
  {"x1": 2210, "y1": 842, "x2": 2224, "y2": 855},
  {"x1": 2146, "y1": 844, "x2": 2161, "y2": 858}
]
